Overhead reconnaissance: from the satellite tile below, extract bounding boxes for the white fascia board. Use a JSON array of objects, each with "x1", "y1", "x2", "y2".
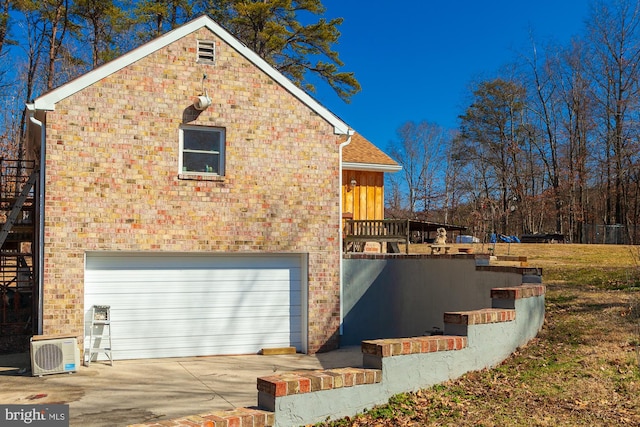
[
  {"x1": 342, "y1": 162, "x2": 402, "y2": 173},
  {"x1": 33, "y1": 17, "x2": 212, "y2": 111},
  {"x1": 208, "y1": 20, "x2": 349, "y2": 135},
  {"x1": 31, "y1": 16, "x2": 350, "y2": 135}
]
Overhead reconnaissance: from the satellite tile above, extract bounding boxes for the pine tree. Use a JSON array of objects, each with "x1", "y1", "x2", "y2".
[
  {"x1": 200, "y1": 0, "x2": 360, "y2": 102},
  {"x1": 72, "y1": 0, "x2": 128, "y2": 67},
  {"x1": 0, "y1": 0, "x2": 13, "y2": 56},
  {"x1": 133, "y1": 0, "x2": 193, "y2": 37}
]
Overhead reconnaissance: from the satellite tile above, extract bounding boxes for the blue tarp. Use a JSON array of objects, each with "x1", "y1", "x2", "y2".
[{"x1": 490, "y1": 234, "x2": 521, "y2": 243}]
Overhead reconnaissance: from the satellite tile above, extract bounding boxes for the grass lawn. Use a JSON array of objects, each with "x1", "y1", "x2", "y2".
[{"x1": 316, "y1": 243, "x2": 640, "y2": 426}]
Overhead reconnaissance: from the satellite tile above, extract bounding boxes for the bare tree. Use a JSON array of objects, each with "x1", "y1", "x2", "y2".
[
  {"x1": 442, "y1": 129, "x2": 462, "y2": 224},
  {"x1": 524, "y1": 37, "x2": 567, "y2": 234},
  {"x1": 555, "y1": 38, "x2": 595, "y2": 242},
  {"x1": 13, "y1": 3, "x2": 48, "y2": 158},
  {"x1": 388, "y1": 121, "x2": 448, "y2": 219},
  {"x1": 586, "y1": 0, "x2": 640, "y2": 226},
  {"x1": 384, "y1": 173, "x2": 407, "y2": 219}
]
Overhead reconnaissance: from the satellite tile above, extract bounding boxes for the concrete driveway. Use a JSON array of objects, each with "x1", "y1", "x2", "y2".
[{"x1": 0, "y1": 347, "x2": 362, "y2": 427}]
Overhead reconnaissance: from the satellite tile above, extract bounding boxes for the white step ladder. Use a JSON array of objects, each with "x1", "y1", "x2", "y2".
[{"x1": 85, "y1": 305, "x2": 113, "y2": 366}]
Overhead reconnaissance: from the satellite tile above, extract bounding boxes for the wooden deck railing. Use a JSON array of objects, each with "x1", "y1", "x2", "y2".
[{"x1": 343, "y1": 219, "x2": 410, "y2": 254}]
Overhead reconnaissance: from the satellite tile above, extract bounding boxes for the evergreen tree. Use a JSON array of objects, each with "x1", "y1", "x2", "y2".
[
  {"x1": 72, "y1": 0, "x2": 128, "y2": 67},
  {"x1": 0, "y1": 0, "x2": 13, "y2": 56},
  {"x1": 199, "y1": 0, "x2": 360, "y2": 102},
  {"x1": 133, "y1": 0, "x2": 193, "y2": 37}
]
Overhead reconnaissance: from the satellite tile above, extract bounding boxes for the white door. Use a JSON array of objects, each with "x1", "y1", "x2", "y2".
[{"x1": 84, "y1": 253, "x2": 306, "y2": 360}]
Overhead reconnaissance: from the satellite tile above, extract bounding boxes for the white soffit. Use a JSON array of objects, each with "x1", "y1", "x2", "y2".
[{"x1": 32, "y1": 15, "x2": 349, "y2": 135}]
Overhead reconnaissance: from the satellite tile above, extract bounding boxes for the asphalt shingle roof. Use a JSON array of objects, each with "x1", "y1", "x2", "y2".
[{"x1": 343, "y1": 133, "x2": 398, "y2": 166}]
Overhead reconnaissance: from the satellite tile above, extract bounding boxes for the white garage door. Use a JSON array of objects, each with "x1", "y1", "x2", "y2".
[{"x1": 84, "y1": 253, "x2": 306, "y2": 360}]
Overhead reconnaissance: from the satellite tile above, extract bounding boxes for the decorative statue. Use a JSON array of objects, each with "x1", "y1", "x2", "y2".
[{"x1": 431, "y1": 227, "x2": 449, "y2": 254}]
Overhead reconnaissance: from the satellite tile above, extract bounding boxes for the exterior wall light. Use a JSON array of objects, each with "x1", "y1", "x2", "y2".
[{"x1": 193, "y1": 74, "x2": 211, "y2": 110}]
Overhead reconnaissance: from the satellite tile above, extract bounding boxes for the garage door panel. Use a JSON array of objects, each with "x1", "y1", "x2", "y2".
[
  {"x1": 92, "y1": 308, "x2": 303, "y2": 327},
  {"x1": 86, "y1": 255, "x2": 300, "y2": 269},
  {"x1": 85, "y1": 290, "x2": 301, "y2": 310},
  {"x1": 85, "y1": 253, "x2": 305, "y2": 359},
  {"x1": 110, "y1": 331, "x2": 301, "y2": 359},
  {"x1": 99, "y1": 305, "x2": 302, "y2": 322},
  {"x1": 109, "y1": 316, "x2": 301, "y2": 339},
  {"x1": 83, "y1": 279, "x2": 300, "y2": 294},
  {"x1": 112, "y1": 333, "x2": 302, "y2": 360},
  {"x1": 113, "y1": 330, "x2": 301, "y2": 347},
  {"x1": 105, "y1": 313, "x2": 302, "y2": 333},
  {"x1": 86, "y1": 268, "x2": 301, "y2": 283},
  {"x1": 113, "y1": 333, "x2": 301, "y2": 348}
]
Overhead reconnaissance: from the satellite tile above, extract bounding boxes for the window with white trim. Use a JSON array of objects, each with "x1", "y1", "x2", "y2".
[{"x1": 179, "y1": 125, "x2": 225, "y2": 176}]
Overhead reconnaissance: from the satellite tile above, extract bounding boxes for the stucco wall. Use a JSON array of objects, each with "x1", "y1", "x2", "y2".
[
  {"x1": 259, "y1": 287, "x2": 545, "y2": 427},
  {"x1": 341, "y1": 255, "x2": 527, "y2": 345},
  {"x1": 40, "y1": 27, "x2": 343, "y2": 353}
]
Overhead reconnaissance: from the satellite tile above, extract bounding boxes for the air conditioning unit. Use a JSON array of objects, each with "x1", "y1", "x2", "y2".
[{"x1": 30, "y1": 337, "x2": 80, "y2": 376}]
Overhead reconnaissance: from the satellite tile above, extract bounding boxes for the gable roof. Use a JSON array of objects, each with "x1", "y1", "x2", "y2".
[
  {"x1": 343, "y1": 133, "x2": 401, "y2": 172},
  {"x1": 28, "y1": 15, "x2": 349, "y2": 135}
]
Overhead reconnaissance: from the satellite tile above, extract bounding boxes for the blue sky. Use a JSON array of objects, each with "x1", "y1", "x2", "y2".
[{"x1": 313, "y1": 1, "x2": 592, "y2": 152}]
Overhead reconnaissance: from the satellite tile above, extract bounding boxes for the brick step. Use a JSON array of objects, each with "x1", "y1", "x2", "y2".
[
  {"x1": 361, "y1": 335, "x2": 467, "y2": 357},
  {"x1": 127, "y1": 407, "x2": 274, "y2": 427},
  {"x1": 444, "y1": 308, "x2": 515, "y2": 325},
  {"x1": 258, "y1": 367, "x2": 382, "y2": 397},
  {"x1": 491, "y1": 284, "x2": 545, "y2": 300},
  {"x1": 475, "y1": 265, "x2": 543, "y2": 283}
]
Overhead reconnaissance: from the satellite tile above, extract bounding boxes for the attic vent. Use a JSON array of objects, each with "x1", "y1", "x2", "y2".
[{"x1": 197, "y1": 40, "x2": 215, "y2": 64}]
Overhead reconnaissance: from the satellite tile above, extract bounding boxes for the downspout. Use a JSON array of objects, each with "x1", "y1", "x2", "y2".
[
  {"x1": 338, "y1": 129, "x2": 354, "y2": 336},
  {"x1": 29, "y1": 111, "x2": 46, "y2": 336}
]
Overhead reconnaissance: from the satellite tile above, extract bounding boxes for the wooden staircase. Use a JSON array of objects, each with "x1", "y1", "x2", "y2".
[{"x1": 0, "y1": 159, "x2": 38, "y2": 352}]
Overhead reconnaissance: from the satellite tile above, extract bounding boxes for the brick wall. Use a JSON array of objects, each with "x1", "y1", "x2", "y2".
[{"x1": 41, "y1": 27, "x2": 343, "y2": 353}]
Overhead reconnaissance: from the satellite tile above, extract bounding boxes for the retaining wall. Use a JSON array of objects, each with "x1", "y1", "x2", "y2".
[
  {"x1": 341, "y1": 253, "x2": 541, "y2": 345},
  {"x1": 258, "y1": 283, "x2": 545, "y2": 426}
]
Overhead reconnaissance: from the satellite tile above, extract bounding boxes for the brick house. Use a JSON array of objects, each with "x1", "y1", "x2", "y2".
[{"x1": 23, "y1": 15, "x2": 384, "y2": 359}]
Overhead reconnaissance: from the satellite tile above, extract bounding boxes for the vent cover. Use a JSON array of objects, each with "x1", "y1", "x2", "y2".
[
  {"x1": 34, "y1": 343, "x2": 64, "y2": 370},
  {"x1": 31, "y1": 337, "x2": 80, "y2": 376},
  {"x1": 197, "y1": 40, "x2": 215, "y2": 64}
]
